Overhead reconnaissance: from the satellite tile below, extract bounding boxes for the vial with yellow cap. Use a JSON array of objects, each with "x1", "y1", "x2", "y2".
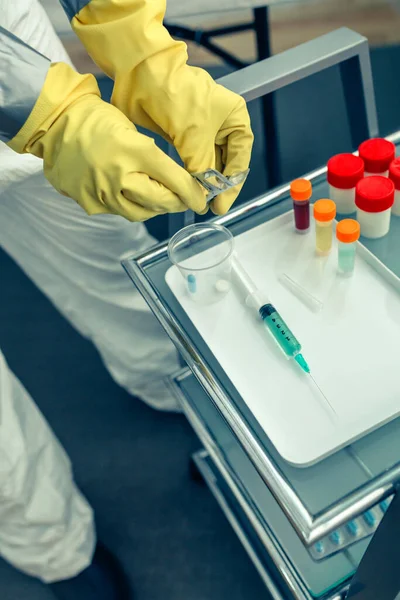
[
  {"x1": 313, "y1": 199, "x2": 336, "y2": 255},
  {"x1": 336, "y1": 219, "x2": 360, "y2": 276},
  {"x1": 290, "y1": 179, "x2": 312, "y2": 233}
]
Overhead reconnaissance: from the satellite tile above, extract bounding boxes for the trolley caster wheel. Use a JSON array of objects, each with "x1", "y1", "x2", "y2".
[{"x1": 189, "y1": 457, "x2": 205, "y2": 483}]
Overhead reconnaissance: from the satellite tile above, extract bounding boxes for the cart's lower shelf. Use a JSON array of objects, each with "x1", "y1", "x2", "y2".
[
  {"x1": 171, "y1": 369, "x2": 368, "y2": 599},
  {"x1": 192, "y1": 449, "x2": 285, "y2": 600}
]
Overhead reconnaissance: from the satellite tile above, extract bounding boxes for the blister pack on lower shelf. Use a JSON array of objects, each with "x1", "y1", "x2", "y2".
[{"x1": 310, "y1": 496, "x2": 393, "y2": 560}]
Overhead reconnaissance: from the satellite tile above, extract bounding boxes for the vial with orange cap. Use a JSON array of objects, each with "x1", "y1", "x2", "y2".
[
  {"x1": 313, "y1": 199, "x2": 336, "y2": 255},
  {"x1": 336, "y1": 219, "x2": 360, "y2": 276},
  {"x1": 290, "y1": 179, "x2": 312, "y2": 233}
]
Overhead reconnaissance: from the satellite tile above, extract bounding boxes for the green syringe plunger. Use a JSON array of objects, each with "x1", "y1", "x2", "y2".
[
  {"x1": 259, "y1": 303, "x2": 310, "y2": 373},
  {"x1": 231, "y1": 256, "x2": 336, "y2": 415}
]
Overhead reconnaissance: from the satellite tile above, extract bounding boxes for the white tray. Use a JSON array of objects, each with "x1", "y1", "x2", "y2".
[{"x1": 165, "y1": 212, "x2": 400, "y2": 467}]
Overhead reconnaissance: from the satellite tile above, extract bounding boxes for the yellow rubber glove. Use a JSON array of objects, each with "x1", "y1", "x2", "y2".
[
  {"x1": 8, "y1": 62, "x2": 207, "y2": 222},
  {"x1": 70, "y1": 0, "x2": 254, "y2": 215}
]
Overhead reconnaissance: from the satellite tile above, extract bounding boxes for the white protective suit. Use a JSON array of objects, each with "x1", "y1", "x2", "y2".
[{"x1": 0, "y1": 0, "x2": 180, "y2": 584}]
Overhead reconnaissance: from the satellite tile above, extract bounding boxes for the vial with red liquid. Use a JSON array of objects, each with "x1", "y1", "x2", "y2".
[{"x1": 290, "y1": 179, "x2": 312, "y2": 233}]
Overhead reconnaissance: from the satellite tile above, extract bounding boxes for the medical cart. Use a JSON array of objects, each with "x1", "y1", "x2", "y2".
[{"x1": 122, "y1": 28, "x2": 400, "y2": 599}]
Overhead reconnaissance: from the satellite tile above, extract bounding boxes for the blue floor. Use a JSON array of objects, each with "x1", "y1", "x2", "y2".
[{"x1": 0, "y1": 46, "x2": 399, "y2": 599}]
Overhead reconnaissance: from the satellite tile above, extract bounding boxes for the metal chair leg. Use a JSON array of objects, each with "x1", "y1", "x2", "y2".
[{"x1": 253, "y1": 6, "x2": 281, "y2": 188}]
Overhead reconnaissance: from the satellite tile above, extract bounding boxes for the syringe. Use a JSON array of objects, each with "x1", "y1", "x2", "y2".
[
  {"x1": 231, "y1": 257, "x2": 336, "y2": 414},
  {"x1": 231, "y1": 257, "x2": 310, "y2": 372}
]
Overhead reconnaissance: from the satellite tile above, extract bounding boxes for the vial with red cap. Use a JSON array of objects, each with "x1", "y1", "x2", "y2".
[
  {"x1": 327, "y1": 154, "x2": 364, "y2": 214},
  {"x1": 355, "y1": 176, "x2": 395, "y2": 239},
  {"x1": 358, "y1": 138, "x2": 395, "y2": 177},
  {"x1": 389, "y1": 158, "x2": 400, "y2": 216}
]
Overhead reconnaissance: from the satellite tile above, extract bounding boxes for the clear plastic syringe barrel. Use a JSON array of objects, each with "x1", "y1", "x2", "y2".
[
  {"x1": 231, "y1": 257, "x2": 269, "y2": 309},
  {"x1": 259, "y1": 303, "x2": 301, "y2": 358},
  {"x1": 233, "y1": 259, "x2": 303, "y2": 358},
  {"x1": 231, "y1": 258, "x2": 310, "y2": 373}
]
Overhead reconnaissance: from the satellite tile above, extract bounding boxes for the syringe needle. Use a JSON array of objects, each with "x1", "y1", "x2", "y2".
[{"x1": 309, "y1": 374, "x2": 337, "y2": 416}]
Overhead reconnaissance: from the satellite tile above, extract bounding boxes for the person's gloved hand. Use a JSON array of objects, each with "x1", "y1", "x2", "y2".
[
  {"x1": 115, "y1": 68, "x2": 254, "y2": 216},
  {"x1": 68, "y1": 0, "x2": 254, "y2": 215},
  {"x1": 8, "y1": 62, "x2": 207, "y2": 222}
]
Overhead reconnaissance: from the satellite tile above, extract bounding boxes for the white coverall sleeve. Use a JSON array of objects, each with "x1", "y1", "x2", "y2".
[
  {"x1": 1, "y1": 0, "x2": 181, "y2": 410},
  {"x1": 0, "y1": 1, "x2": 181, "y2": 583},
  {"x1": 0, "y1": 0, "x2": 180, "y2": 582},
  {"x1": 0, "y1": 0, "x2": 96, "y2": 583},
  {"x1": 0, "y1": 0, "x2": 75, "y2": 194},
  {"x1": 0, "y1": 0, "x2": 76, "y2": 144},
  {"x1": 0, "y1": 25, "x2": 50, "y2": 143}
]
